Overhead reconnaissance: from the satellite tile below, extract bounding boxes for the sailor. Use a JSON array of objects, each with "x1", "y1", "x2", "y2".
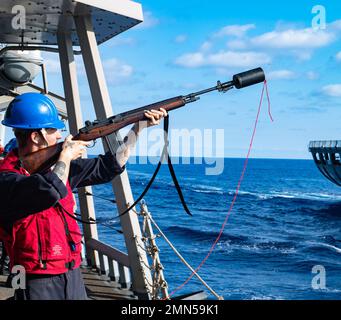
[
  {"x1": 0, "y1": 92, "x2": 167, "y2": 300},
  {"x1": 3, "y1": 138, "x2": 17, "y2": 155},
  {"x1": 0, "y1": 138, "x2": 18, "y2": 274}
]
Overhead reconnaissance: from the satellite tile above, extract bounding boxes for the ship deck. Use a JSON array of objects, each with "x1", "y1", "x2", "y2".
[
  {"x1": 0, "y1": 267, "x2": 137, "y2": 300},
  {"x1": 0, "y1": 243, "x2": 137, "y2": 300}
]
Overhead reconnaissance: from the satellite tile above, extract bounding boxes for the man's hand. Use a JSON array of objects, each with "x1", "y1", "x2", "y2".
[
  {"x1": 131, "y1": 108, "x2": 168, "y2": 135},
  {"x1": 54, "y1": 136, "x2": 90, "y2": 185},
  {"x1": 61, "y1": 135, "x2": 90, "y2": 161},
  {"x1": 144, "y1": 108, "x2": 168, "y2": 127},
  {"x1": 116, "y1": 108, "x2": 168, "y2": 168}
]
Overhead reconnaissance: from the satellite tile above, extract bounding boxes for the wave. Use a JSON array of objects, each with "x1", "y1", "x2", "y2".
[
  {"x1": 95, "y1": 217, "x2": 120, "y2": 225},
  {"x1": 306, "y1": 242, "x2": 341, "y2": 254},
  {"x1": 191, "y1": 184, "x2": 225, "y2": 195},
  {"x1": 292, "y1": 203, "x2": 341, "y2": 217},
  {"x1": 128, "y1": 170, "x2": 152, "y2": 178},
  {"x1": 216, "y1": 240, "x2": 297, "y2": 255},
  {"x1": 229, "y1": 190, "x2": 341, "y2": 203},
  {"x1": 132, "y1": 178, "x2": 226, "y2": 195},
  {"x1": 128, "y1": 170, "x2": 341, "y2": 203},
  {"x1": 166, "y1": 226, "x2": 296, "y2": 254},
  {"x1": 165, "y1": 225, "x2": 249, "y2": 243},
  {"x1": 250, "y1": 295, "x2": 282, "y2": 300}
]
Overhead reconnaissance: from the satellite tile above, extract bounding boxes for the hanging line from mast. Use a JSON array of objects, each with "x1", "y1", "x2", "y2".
[
  {"x1": 110, "y1": 113, "x2": 193, "y2": 219},
  {"x1": 141, "y1": 202, "x2": 223, "y2": 300},
  {"x1": 58, "y1": 203, "x2": 123, "y2": 234},
  {"x1": 167, "y1": 80, "x2": 273, "y2": 298}
]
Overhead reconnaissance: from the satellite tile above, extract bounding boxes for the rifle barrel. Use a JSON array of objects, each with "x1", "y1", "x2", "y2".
[{"x1": 184, "y1": 67, "x2": 265, "y2": 101}]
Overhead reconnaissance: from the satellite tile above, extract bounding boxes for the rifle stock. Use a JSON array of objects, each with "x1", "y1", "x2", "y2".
[
  {"x1": 21, "y1": 142, "x2": 63, "y2": 174},
  {"x1": 20, "y1": 67, "x2": 265, "y2": 174}
]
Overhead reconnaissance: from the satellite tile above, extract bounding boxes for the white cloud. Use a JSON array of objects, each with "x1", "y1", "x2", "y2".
[
  {"x1": 108, "y1": 37, "x2": 135, "y2": 47},
  {"x1": 175, "y1": 19, "x2": 341, "y2": 71},
  {"x1": 336, "y1": 51, "x2": 341, "y2": 61},
  {"x1": 43, "y1": 58, "x2": 61, "y2": 73},
  {"x1": 322, "y1": 84, "x2": 341, "y2": 97},
  {"x1": 208, "y1": 51, "x2": 270, "y2": 67},
  {"x1": 330, "y1": 19, "x2": 341, "y2": 30},
  {"x1": 227, "y1": 39, "x2": 247, "y2": 50},
  {"x1": 137, "y1": 11, "x2": 159, "y2": 29},
  {"x1": 215, "y1": 24, "x2": 256, "y2": 38},
  {"x1": 76, "y1": 57, "x2": 133, "y2": 81},
  {"x1": 42, "y1": 53, "x2": 86, "y2": 75},
  {"x1": 102, "y1": 58, "x2": 134, "y2": 84},
  {"x1": 200, "y1": 41, "x2": 212, "y2": 51},
  {"x1": 175, "y1": 52, "x2": 205, "y2": 68},
  {"x1": 291, "y1": 50, "x2": 312, "y2": 61},
  {"x1": 251, "y1": 28, "x2": 335, "y2": 49},
  {"x1": 175, "y1": 35, "x2": 187, "y2": 43},
  {"x1": 175, "y1": 50, "x2": 271, "y2": 68},
  {"x1": 306, "y1": 71, "x2": 319, "y2": 80},
  {"x1": 267, "y1": 70, "x2": 296, "y2": 80},
  {"x1": 40, "y1": 53, "x2": 133, "y2": 87}
]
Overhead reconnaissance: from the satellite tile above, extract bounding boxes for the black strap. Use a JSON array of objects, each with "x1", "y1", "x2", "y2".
[
  {"x1": 166, "y1": 153, "x2": 192, "y2": 216},
  {"x1": 84, "y1": 191, "x2": 116, "y2": 204},
  {"x1": 58, "y1": 203, "x2": 123, "y2": 234},
  {"x1": 58, "y1": 202, "x2": 97, "y2": 225},
  {"x1": 163, "y1": 115, "x2": 192, "y2": 216},
  {"x1": 118, "y1": 115, "x2": 192, "y2": 218},
  {"x1": 116, "y1": 119, "x2": 168, "y2": 218},
  {"x1": 64, "y1": 115, "x2": 192, "y2": 223}
]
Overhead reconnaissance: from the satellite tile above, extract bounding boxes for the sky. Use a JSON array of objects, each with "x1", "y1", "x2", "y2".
[{"x1": 5, "y1": 0, "x2": 341, "y2": 159}]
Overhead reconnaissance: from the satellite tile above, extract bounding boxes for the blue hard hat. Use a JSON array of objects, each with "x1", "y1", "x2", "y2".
[{"x1": 2, "y1": 93, "x2": 65, "y2": 129}]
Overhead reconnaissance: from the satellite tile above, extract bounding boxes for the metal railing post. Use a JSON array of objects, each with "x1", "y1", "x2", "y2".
[{"x1": 74, "y1": 11, "x2": 152, "y2": 299}]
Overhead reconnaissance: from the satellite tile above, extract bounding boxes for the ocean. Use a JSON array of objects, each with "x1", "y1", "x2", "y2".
[{"x1": 86, "y1": 158, "x2": 341, "y2": 300}]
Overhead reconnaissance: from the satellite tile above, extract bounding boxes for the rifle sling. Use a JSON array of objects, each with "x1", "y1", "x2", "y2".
[
  {"x1": 118, "y1": 114, "x2": 192, "y2": 218},
  {"x1": 63, "y1": 115, "x2": 192, "y2": 226}
]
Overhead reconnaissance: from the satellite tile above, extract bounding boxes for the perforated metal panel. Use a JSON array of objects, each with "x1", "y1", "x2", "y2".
[
  {"x1": 309, "y1": 140, "x2": 341, "y2": 186},
  {"x1": 0, "y1": 0, "x2": 143, "y2": 45}
]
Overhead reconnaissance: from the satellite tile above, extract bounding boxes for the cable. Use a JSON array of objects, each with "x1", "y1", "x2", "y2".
[
  {"x1": 145, "y1": 209, "x2": 223, "y2": 300},
  {"x1": 84, "y1": 191, "x2": 116, "y2": 204},
  {"x1": 168, "y1": 80, "x2": 273, "y2": 298}
]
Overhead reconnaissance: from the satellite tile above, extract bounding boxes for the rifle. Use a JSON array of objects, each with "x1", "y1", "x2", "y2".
[{"x1": 21, "y1": 67, "x2": 265, "y2": 173}]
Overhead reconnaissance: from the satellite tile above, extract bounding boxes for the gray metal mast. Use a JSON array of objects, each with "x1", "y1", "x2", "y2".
[{"x1": 73, "y1": 6, "x2": 153, "y2": 299}]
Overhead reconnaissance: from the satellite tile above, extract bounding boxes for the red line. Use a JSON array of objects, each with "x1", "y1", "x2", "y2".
[{"x1": 167, "y1": 80, "x2": 272, "y2": 299}]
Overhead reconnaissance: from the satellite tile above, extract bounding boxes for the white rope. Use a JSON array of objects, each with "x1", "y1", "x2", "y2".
[{"x1": 146, "y1": 212, "x2": 223, "y2": 300}]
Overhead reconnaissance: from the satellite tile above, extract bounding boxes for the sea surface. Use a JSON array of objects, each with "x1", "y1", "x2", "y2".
[{"x1": 84, "y1": 158, "x2": 341, "y2": 300}]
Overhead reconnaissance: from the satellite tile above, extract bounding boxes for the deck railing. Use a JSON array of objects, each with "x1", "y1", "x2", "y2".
[{"x1": 85, "y1": 238, "x2": 132, "y2": 289}]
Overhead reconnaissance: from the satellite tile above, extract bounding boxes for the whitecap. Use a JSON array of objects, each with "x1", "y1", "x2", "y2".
[
  {"x1": 310, "y1": 242, "x2": 341, "y2": 254},
  {"x1": 191, "y1": 184, "x2": 225, "y2": 195},
  {"x1": 270, "y1": 191, "x2": 341, "y2": 201}
]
